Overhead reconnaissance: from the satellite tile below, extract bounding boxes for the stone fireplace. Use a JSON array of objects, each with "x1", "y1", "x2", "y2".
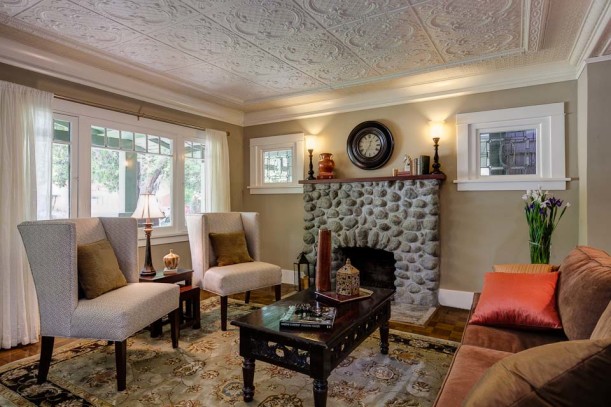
[{"x1": 301, "y1": 177, "x2": 443, "y2": 307}]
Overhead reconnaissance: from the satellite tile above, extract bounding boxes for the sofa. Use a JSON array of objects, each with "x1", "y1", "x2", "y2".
[{"x1": 434, "y1": 246, "x2": 611, "y2": 406}]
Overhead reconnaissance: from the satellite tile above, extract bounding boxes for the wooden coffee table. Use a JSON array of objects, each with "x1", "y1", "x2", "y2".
[{"x1": 231, "y1": 287, "x2": 394, "y2": 407}]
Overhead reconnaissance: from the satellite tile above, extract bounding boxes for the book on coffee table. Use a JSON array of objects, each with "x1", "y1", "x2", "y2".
[
  {"x1": 279, "y1": 304, "x2": 337, "y2": 329},
  {"x1": 315, "y1": 287, "x2": 374, "y2": 305}
]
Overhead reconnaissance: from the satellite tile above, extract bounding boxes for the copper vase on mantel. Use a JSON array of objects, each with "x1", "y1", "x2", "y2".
[{"x1": 317, "y1": 153, "x2": 335, "y2": 179}]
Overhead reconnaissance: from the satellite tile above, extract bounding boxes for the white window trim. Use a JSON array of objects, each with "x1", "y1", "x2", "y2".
[
  {"x1": 454, "y1": 103, "x2": 569, "y2": 191},
  {"x1": 53, "y1": 99, "x2": 200, "y2": 245},
  {"x1": 248, "y1": 133, "x2": 304, "y2": 194}
]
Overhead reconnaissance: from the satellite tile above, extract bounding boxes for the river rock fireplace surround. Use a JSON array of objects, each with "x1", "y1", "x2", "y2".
[{"x1": 300, "y1": 175, "x2": 445, "y2": 307}]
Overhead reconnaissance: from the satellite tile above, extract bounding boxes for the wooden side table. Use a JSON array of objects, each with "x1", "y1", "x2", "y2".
[{"x1": 139, "y1": 269, "x2": 200, "y2": 334}]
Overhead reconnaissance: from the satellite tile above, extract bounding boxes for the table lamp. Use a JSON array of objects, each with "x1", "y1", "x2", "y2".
[{"x1": 132, "y1": 193, "x2": 165, "y2": 276}]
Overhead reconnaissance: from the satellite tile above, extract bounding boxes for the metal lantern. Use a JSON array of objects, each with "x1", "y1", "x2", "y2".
[{"x1": 293, "y1": 252, "x2": 314, "y2": 291}]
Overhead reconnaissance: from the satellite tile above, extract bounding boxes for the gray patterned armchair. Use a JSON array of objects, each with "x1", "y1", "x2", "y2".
[
  {"x1": 18, "y1": 217, "x2": 180, "y2": 391},
  {"x1": 186, "y1": 212, "x2": 282, "y2": 330}
]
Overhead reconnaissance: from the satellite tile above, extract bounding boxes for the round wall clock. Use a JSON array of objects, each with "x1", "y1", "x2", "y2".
[{"x1": 347, "y1": 121, "x2": 394, "y2": 170}]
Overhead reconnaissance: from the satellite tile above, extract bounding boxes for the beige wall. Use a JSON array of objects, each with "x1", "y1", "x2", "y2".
[
  {"x1": 244, "y1": 82, "x2": 580, "y2": 292},
  {"x1": 584, "y1": 59, "x2": 611, "y2": 251}
]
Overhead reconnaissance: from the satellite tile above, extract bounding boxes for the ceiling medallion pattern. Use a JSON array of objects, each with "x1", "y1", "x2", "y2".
[{"x1": 0, "y1": 0, "x2": 599, "y2": 106}]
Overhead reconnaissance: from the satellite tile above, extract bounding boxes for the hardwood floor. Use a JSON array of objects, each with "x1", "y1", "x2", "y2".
[{"x1": 0, "y1": 284, "x2": 469, "y2": 367}]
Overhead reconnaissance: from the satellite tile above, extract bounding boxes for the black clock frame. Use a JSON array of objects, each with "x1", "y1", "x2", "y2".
[{"x1": 347, "y1": 121, "x2": 394, "y2": 170}]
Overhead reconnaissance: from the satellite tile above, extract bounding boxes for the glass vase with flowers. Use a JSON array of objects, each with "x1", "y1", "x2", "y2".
[{"x1": 523, "y1": 188, "x2": 570, "y2": 264}]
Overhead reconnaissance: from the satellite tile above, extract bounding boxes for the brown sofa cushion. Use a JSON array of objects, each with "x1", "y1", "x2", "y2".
[
  {"x1": 591, "y1": 301, "x2": 611, "y2": 340},
  {"x1": 77, "y1": 239, "x2": 127, "y2": 299},
  {"x1": 463, "y1": 338, "x2": 611, "y2": 407},
  {"x1": 558, "y1": 246, "x2": 611, "y2": 340},
  {"x1": 434, "y1": 345, "x2": 512, "y2": 407},
  {"x1": 209, "y1": 231, "x2": 254, "y2": 267}
]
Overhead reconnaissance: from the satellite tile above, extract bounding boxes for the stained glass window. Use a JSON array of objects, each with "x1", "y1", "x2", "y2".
[
  {"x1": 263, "y1": 149, "x2": 293, "y2": 183},
  {"x1": 479, "y1": 129, "x2": 537, "y2": 176}
]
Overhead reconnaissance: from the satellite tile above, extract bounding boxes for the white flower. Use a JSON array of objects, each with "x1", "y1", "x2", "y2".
[
  {"x1": 566, "y1": 202, "x2": 571, "y2": 207},
  {"x1": 522, "y1": 194, "x2": 528, "y2": 201}
]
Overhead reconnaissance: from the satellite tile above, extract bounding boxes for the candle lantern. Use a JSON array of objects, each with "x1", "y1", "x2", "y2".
[{"x1": 293, "y1": 252, "x2": 314, "y2": 291}]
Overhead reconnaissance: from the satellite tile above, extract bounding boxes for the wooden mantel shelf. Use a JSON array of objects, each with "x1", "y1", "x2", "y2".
[{"x1": 298, "y1": 173, "x2": 446, "y2": 184}]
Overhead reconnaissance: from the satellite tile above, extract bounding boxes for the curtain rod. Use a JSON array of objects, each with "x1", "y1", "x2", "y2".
[{"x1": 53, "y1": 94, "x2": 229, "y2": 136}]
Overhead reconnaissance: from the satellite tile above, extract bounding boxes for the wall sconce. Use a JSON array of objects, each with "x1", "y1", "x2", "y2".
[
  {"x1": 429, "y1": 121, "x2": 445, "y2": 175},
  {"x1": 305, "y1": 135, "x2": 317, "y2": 180}
]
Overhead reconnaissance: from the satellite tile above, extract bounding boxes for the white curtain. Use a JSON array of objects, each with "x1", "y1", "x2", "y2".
[
  {"x1": 200, "y1": 128, "x2": 231, "y2": 212},
  {"x1": 0, "y1": 81, "x2": 53, "y2": 349}
]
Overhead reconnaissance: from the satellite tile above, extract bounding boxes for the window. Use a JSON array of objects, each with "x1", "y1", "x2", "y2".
[
  {"x1": 90, "y1": 125, "x2": 173, "y2": 227},
  {"x1": 51, "y1": 98, "x2": 209, "y2": 244},
  {"x1": 249, "y1": 133, "x2": 304, "y2": 194},
  {"x1": 455, "y1": 103, "x2": 569, "y2": 191}
]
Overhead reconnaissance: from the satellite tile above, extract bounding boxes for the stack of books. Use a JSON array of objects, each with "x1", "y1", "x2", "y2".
[{"x1": 279, "y1": 304, "x2": 337, "y2": 329}]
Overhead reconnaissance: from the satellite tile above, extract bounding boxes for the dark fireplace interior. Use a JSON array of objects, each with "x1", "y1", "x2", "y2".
[{"x1": 337, "y1": 247, "x2": 396, "y2": 290}]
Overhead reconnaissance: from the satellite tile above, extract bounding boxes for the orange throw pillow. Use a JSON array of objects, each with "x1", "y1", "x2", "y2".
[{"x1": 470, "y1": 272, "x2": 562, "y2": 330}]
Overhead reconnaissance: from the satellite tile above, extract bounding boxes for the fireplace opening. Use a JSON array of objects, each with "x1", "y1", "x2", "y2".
[{"x1": 336, "y1": 247, "x2": 396, "y2": 290}]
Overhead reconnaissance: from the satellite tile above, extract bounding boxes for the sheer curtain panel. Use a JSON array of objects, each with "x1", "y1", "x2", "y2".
[
  {"x1": 0, "y1": 81, "x2": 53, "y2": 348},
  {"x1": 201, "y1": 129, "x2": 231, "y2": 212}
]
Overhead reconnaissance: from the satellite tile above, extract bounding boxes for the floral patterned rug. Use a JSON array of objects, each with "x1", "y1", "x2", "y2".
[{"x1": 0, "y1": 298, "x2": 458, "y2": 407}]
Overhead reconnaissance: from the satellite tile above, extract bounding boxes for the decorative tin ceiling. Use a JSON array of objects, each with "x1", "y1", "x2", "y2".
[{"x1": 0, "y1": 0, "x2": 608, "y2": 112}]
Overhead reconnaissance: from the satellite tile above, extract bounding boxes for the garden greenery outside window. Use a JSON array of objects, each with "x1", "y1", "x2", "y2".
[{"x1": 50, "y1": 98, "x2": 209, "y2": 244}]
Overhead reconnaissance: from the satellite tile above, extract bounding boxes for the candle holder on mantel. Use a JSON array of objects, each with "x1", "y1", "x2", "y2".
[
  {"x1": 307, "y1": 149, "x2": 315, "y2": 180},
  {"x1": 432, "y1": 137, "x2": 444, "y2": 175}
]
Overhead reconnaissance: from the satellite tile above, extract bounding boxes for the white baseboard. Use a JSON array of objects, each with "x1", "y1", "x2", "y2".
[
  {"x1": 438, "y1": 289, "x2": 474, "y2": 310},
  {"x1": 281, "y1": 269, "x2": 294, "y2": 285}
]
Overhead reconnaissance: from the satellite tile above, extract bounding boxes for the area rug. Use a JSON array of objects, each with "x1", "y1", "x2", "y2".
[
  {"x1": 0, "y1": 298, "x2": 458, "y2": 407},
  {"x1": 391, "y1": 304, "x2": 438, "y2": 326}
]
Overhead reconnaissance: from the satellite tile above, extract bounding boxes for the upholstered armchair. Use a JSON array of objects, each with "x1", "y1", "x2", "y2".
[
  {"x1": 186, "y1": 212, "x2": 282, "y2": 330},
  {"x1": 18, "y1": 217, "x2": 180, "y2": 391}
]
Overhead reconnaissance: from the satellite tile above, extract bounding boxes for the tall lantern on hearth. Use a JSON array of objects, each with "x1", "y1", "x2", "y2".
[{"x1": 293, "y1": 252, "x2": 314, "y2": 291}]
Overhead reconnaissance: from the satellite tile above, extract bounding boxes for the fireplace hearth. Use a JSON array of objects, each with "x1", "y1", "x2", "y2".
[{"x1": 301, "y1": 177, "x2": 443, "y2": 307}]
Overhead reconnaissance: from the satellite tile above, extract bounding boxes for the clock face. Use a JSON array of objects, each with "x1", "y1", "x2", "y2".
[
  {"x1": 358, "y1": 133, "x2": 382, "y2": 157},
  {"x1": 347, "y1": 121, "x2": 394, "y2": 170}
]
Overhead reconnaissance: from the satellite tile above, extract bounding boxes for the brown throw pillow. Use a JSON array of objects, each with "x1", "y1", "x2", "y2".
[
  {"x1": 77, "y1": 239, "x2": 127, "y2": 299},
  {"x1": 209, "y1": 232, "x2": 254, "y2": 267},
  {"x1": 463, "y1": 338, "x2": 611, "y2": 407},
  {"x1": 557, "y1": 246, "x2": 611, "y2": 340}
]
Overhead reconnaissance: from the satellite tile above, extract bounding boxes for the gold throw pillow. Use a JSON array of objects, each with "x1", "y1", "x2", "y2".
[
  {"x1": 209, "y1": 232, "x2": 254, "y2": 267},
  {"x1": 77, "y1": 239, "x2": 127, "y2": 299}
]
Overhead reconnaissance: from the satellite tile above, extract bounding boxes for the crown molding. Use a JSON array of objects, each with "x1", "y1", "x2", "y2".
[
  {"x1": 0, "y1": 38, "x2": 245, "y2": 126},
  {"x1": 571, "y1": 0, "x2": 611, "y2": 77},
  {"x1": 243, "y1": 62, "x2": 578, "y2": 126}
]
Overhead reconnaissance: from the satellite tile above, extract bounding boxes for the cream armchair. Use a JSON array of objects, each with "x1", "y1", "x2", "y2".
[
  {"x1": 186, "y1": 212, "x2": 282, "y2": 330},
  {"x1": 18, "y1": 217, "x2": 180, "y2": 391}
]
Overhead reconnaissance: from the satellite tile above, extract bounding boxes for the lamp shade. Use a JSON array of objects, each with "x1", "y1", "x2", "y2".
[{"x1": 131, "y1": 193, "x2": 165, "y2": 220}]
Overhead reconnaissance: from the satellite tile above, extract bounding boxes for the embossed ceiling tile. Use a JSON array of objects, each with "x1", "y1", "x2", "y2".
[
  {"x1": 297, "y1": 0, "x2": 409, "y2": 28},
  {"x1": 104, "y1": 36, "x2": 203, "y2": 72},
  {"x1": 199, "y1": 0, "x2": 321, "y2": 41},
  {"x1": 150, "y1": 14, "x2": 309, "y2": 81},
  {"x1": 78, "y1": 0, "x2": 196, "y2": 34},
  {"x1": 0, "y1": 0, "x2": 43, "y2": 17},
  {"x1": 168, "y1": 63, "x2": 281, "y2": 102},
  {"x1": 413, "y1": 0, "x2": 523, "y2": 62},
  {"x1": 329, "y1": 7, "x2": 444, "y2": 74},
  {"x1": 14, "y1": 0, "x2": 141, "y2": 50}
]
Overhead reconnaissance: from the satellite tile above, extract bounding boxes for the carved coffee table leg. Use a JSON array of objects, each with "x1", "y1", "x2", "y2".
[
  {"x1": 380, "y1": 320, "x2": 389, "y2": 355},
  {"x1": 313, "y1": 378, "x2": 328, "y2": 407},
  {"x1": 242, "y1": 357, "x2": 255, "y2": 402}
]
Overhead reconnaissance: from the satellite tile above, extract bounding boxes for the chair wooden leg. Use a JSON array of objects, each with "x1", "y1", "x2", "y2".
[
  {"x1": 274, "y1": 284, "x2": 282, "y2": 301},
  {"x1": 192, "y1": 291, "x2": 201, "y2": 330},
  {"x1": 115, "y1": 340, "x2": 127, "y2": 391},
  {"x1": 244, "y1": 291, "x2": 251, "y2": 304},
  {"x1": 221, "y1": 296, "x2": 228, "y2": 331},
  {"x1": 169, "y1": 308, "x2": 180, "y2": 348},
  {"x1": 38, "y1": 336, "x2": 54, "y2": 383}
]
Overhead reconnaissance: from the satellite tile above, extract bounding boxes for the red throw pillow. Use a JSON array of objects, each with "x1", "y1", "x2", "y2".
[{"x1": 470, "y1": 272, "x2": 562, "y2": 330}]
